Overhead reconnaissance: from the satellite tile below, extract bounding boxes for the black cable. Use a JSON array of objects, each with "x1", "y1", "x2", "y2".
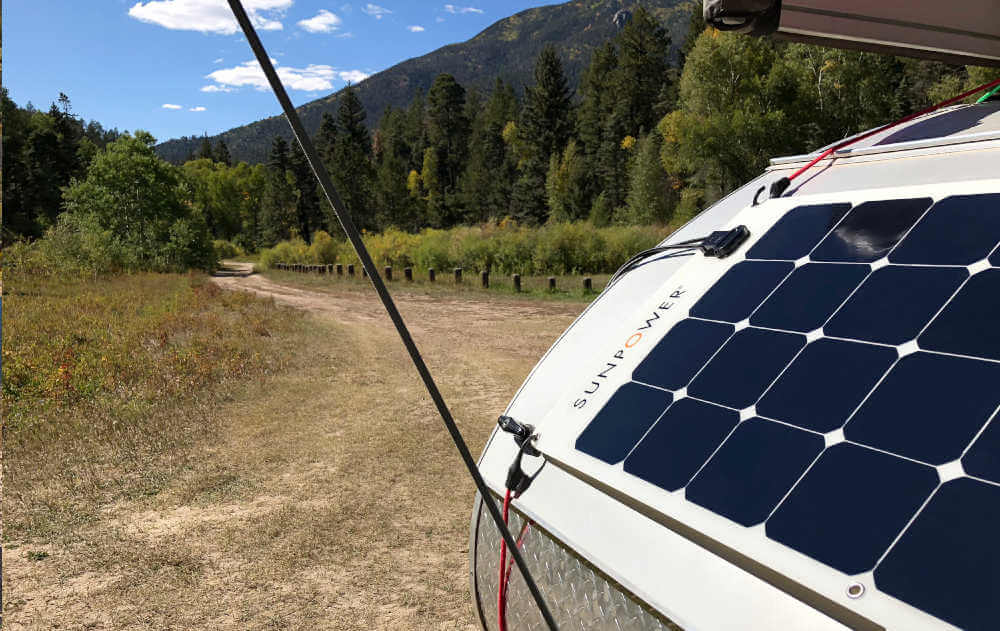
[
  {"x1": 605, "y1": 242, "x2": 703, "y2": 290},
  {"x1": 224, "y1": 2, "x2": 559, "y2": 629}
]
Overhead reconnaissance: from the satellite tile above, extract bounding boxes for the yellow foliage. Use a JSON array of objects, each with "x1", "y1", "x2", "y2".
[{"x1": 620, "y1": 135, "x2": 637, "y2": 150}]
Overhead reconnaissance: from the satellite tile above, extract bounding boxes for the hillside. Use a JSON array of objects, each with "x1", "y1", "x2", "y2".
[{"x1": 156, "y1": 0, "x2": 693, "y2": 164}]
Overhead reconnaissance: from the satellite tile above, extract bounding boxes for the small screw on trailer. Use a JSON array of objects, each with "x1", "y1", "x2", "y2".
[{"x1": 223, "y1": 2, "x2": 559, "y2": 629}]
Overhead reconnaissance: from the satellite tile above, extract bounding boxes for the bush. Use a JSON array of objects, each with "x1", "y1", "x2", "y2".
[
  {"x1": 255, "y1": 221, "x2": 679, "y2": 275},
  {"x1": 213, "y1": 239, "x2": 245, "y2": 260}
]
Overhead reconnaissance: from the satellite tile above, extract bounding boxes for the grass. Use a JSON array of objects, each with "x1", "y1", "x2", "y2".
[
  {"x1": 3, "y1": 271, "x2": 309, "y2": 541},
  {"x1": 3, "y1": 268, "x2": 582, "y2": 629}
]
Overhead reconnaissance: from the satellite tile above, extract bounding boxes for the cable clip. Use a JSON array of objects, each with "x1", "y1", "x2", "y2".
[
  {"x1": 498, "y1": 416, "x2": 545, "y2": 497},
  {"x1": 699, "y1": 225, "x2": 750, "y2": 258}
]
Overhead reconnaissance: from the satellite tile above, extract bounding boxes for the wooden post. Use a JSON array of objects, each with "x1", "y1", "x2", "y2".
[
  {"x1": 385, "y1": 266, "x2": 393, "y2": 281},
  {"x1": 512, "y1": 274, "x2": 521, "y2": 292},
  {"x1": 454, "y1": 268, "x2": 462, "y2": 283},
  {"x1": 583, "y1": 277, "x2": 593, "y2": 292},
  {"x1": 347, "y1": 264, "x2": 355, "y2": 277},
  {"x1": 318, "y1": 265, "x2": 326, "y2": 275},
  {"x1": 548, "y1": 276, "x2": 556, "y2": 291},
  {"x1": 404, "y1": 267, "x2": 413, "y2": 281},
  {"x1": 336, "y1": 263, "x2": 343, "y2": 276},
  {"x1": 481, "y1": 270, "x2": 489, "y2": 288},
  {"x1": 428, "y1": 268, "x2": 436, "y2": 282},
  {"x1": 362, "y1": 267, "x2": 368, "y2": 278},
  {"x1": 327, "y1": 264, "x2": 334, "y2": 275}
]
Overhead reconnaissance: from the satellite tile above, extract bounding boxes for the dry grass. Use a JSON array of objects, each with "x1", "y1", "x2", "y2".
[{"x1": 3, "y1": 269, "x2": 581, "y2": 629}]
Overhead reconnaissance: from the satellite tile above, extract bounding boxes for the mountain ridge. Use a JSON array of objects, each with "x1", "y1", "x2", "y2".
[{"x1": 155, "y1": 0, "x2": 693, "y2": 165}]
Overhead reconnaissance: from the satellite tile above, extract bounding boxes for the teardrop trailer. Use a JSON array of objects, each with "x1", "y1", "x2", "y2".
[{"x1": 224, "y1": 1, "x2": 1000, "y2": 629}]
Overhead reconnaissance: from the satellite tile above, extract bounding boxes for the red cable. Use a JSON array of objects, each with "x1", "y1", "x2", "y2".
[
  {"x1": 498, "y1": 489, "x2": 512, "y2": 631},
  {"x1": 788, "y1": 77, "x2": 1000, "y2": 183}
]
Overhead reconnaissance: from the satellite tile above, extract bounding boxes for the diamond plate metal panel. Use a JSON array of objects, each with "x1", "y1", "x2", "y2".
[{"x1": 471, "y1": 494, "x2": 682, "y2": 631}]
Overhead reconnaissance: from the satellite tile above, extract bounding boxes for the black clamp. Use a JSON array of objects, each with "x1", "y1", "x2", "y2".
[{"x1": 498, "y1": 415, "x2": 545, "y2": 497}]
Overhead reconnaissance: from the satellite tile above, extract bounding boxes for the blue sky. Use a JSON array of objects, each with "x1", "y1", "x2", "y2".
[{"x1": 5, "y1": 1, "x2": 553, "y2": 142}]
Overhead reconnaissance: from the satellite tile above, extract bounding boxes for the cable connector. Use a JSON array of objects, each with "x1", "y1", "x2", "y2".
[
  {"x1": 498, "y1": 415, "x2": 540, "y2": 457},
  {"x1": 699, "y1": 225, "x2": 750, "y2": 258}
]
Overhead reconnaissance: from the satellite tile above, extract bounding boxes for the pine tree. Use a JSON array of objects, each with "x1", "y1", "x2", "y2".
[
  {"x1": 289, "y1": 141, "x2": 323, "y2": 241},
  {"x1": 259, "y1": 136, "x2": 296, "y2": 245},
  {"x1": 460, "y1": 78, "x2": 520, "y2": 222},
  {"x1": 622, "y1": 131, "x2": 675, "y2": 224},
  {"x1": 196, "y1": 135, "x2": 214, "y2": 161},
  {"x1": 615, "y1": 7, "x2": 673, "y2": 134},
  {"x1": 315, "y1": 112, "x2": 339, "y2": 166},
  {"x1": 214, "y1": 139, "x2": 232, "y2": 166},
  {"x1": 576, "y1": 41, "x2": 619, "y2": 210},
  {"x1": 426, "y1": 73, "x2": 470, "y2": 224},
  {"x1": 513, "y1": 46, "x2": 573, "y2": 223},
  {"x1": 329, "y1": 85, "x2": 375, "y2": 230}
]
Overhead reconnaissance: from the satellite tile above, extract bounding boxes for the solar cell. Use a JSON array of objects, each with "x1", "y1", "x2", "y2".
[
  {"x1": 889, "y1": 194, "x2": 1000, "y2": 265},
  {"x1": 811, "y1": 198, "x2": 931, "y2": 262},
  {"x1": 685, "y1": 418, "x2": 823, "y2": 526},
  {"x1": 624, "y1": 398, "x2": 739, "y2": 492},
  {"x1": 575, "y1": 382, "x2": 672, "y2": 465},
  {"x1": 961, "y1": 412, "x2": 1000, "y2": 485},
  {"x1": 567, "y1": 192, "x2": 1000, "y2": 627},
  {"x1": 688, "y1": 261, "x2": 793, "y2": 323},
  {"x1": 749, "y1": 263, "x2": 869, "y2": 333},
  {"x1": 824, "y1": 266, "x2": 967, "y2": 345},
  {"x1": 757, "y1": 339, "x2": 897, "y2": 433},
  {"x1": 874, "y1": 479, "x2": 1000, "y2": 631},
  {"x1": 746, "y1": 203, "x2": 852, "y2": 261},
  {"x1": 632, "y1": 319, "x2": 733, "y2": 391},
  {"x1": 919, "y1": 268, "x2": 1000, "y2": 361},
  {"x1": 844, "y1": 352, "x2": 1000, "y2": 464},
  {"x1": 766, "y1": 443, "x2": 938, "y2": 575},
  {"x1": 687, "y1": 328, "x2": 805, "y2": 410}
]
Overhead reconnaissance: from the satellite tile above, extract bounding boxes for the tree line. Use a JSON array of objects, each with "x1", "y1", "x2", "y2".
[{"x1": 4, "y1": 3, "x2": 992, "y2": 272}]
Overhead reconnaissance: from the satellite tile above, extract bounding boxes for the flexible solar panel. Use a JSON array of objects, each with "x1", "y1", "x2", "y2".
[{"x1": 566, "y1": 190, "x2": 1000, "y2": 630}]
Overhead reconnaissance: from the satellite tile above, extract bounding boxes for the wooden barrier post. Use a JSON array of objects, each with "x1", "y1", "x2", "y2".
[
  {"x1": 327, "y1": 264, "x2": 334, "y2": 275},
  {"x1": 428, "y1": 268, "x2": 436, "y2": 282},
  {"x1": 481, "y1": 270, "x2": 489, "y2": 288},
  {"x1": 347, "y1": 264, "x2": 355, "y2": 277},
  {"x1": 336, "y1": 263, "x2": 343, "y2": 276},
  {"x1": 404, "y1": 267, "x2": 413, "y2": 282},
  {"x1": 362, "y1": 267, "x2": 368, "y2": 278},
  {"x1": 583, "y1": 277, "x2": 593, "y2": 292},
  {"x1": 512, "y1": 274, "x2": 521, "y2": 293},
  {"x1": 548, "y1": 277, "x2": 556, "y2": 291},
  {"x1": 454, "y1": 268, "x2": 462, "y2": 283},
  {"x1": 318, "y1": 265, "x2": 327, "y2": 275},
  {"x1": 385, "y1": 266, "x2": 393, "y2": 281}
]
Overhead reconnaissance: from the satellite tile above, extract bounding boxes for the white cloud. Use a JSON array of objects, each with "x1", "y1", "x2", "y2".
[
  {"x1": 128, "y1": 0, "x2": 291, "y2": 35},
  {"x1": 162, "y1": 103, "x2": 183, "y2": 109},
  {"x1": 189, "y1": 106, "x2": 207, "y2": 111},
  {"x1": 213, "y1": 57, "x2": 224, "y2": 63},
  {"x1": 206, "y1": 59, "x2": 339, "y2": 92},
  {"x1": 339, "y1": 69, "x2": 370, "y2": 83},
  {"x1": 407, "y1": 25, "x2": 424, "y2": 32},
  {"x1": 361, "y1": 3, "x2": 390, "y2": 19},
  {"x1": 335, "y1": 31, "x2": 354, "y2": 38},
  {"x1": 298, "y1": 9, "x2": 342, "y2": 33},
  {"x1": 444, "y1": 4, "x2": 482, "y2": 14}
]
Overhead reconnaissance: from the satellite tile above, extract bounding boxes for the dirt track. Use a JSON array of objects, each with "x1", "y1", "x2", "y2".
[{"x1": 4, "y1": 264, "x2": 583, "y2": 630}]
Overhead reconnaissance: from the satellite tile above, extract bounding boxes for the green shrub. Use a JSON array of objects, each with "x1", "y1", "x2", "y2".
[
  {"x1": 256, "y1": 220, "x2": 680, "y2": 275},
  {"x1": 213, "y1": 239, "x2": 245, "y2": 260}
]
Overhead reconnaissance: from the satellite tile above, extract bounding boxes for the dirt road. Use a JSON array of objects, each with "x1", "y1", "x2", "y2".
[{"x1": 4, "y1": 265, "x2": 583, "y2": 630}]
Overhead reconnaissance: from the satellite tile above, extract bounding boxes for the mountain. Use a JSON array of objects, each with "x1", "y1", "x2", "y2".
[{"x1": 156, "y1": 0, "x2": 695, "y2": 165}]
